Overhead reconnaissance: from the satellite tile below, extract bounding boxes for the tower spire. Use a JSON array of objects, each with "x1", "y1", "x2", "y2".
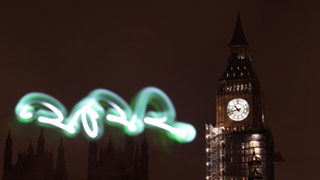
[
  {"x1": 37, "y1": 128, "x2": 45, "y2": 158},
  {"x1": 3, "y1": 130, "x2": 13, "y2": 171},
  {"x1": 140, "y1": 133, "x2": 149, "y2": 180},
  {"x1": 229, "y1": 11, "x2": 247, "y2": 46},
  {"x1": 54, "y1": 138, "x2": 68, "y2": 180},
  {"x1": 236, "y1": 0, "x2": 241, "y2": 11}
]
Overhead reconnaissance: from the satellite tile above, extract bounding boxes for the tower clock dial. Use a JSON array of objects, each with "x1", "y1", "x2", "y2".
[{"x1": 227, "y1": 98, "x2": 250, "y2": 121}]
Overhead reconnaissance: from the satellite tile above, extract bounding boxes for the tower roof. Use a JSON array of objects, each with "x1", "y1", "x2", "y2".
[
  {"x1": 229, "y1": 11, "x2": 248, "y2": 46},
  {"x1": 218, "y1": 10, "x2": 260, "y2": 84},
  {"x1": 38, "y1": 128, "x2": 45, "y2": 143},
  {"x1": 5, "y1": 129, "x2": 12, "y2": 145},
  {"x1": 58, "y1": 138, "x2": 64, "y2": 152}
]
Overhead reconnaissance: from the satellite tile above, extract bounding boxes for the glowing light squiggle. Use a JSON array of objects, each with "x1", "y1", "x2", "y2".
[{"x1": 15, "y1": 87, "x2": 196, "y2": 143}]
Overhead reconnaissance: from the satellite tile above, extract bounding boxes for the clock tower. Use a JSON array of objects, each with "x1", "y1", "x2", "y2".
[{"x1": 205, "y1": 11, "x2": 283, "y2": 180}]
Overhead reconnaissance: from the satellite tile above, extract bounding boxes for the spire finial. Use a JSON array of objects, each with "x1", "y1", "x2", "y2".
[{"x1": 236, "y1": 0, "x2": 241, "y2": 11}]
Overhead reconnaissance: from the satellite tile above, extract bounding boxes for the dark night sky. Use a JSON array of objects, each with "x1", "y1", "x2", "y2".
[{"x1": 0, "y1": 0, "x2": 314, "y2": 180}]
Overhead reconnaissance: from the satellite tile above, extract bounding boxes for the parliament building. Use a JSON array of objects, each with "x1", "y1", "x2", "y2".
[
  {"x1": 87, "y1": 135, "x2": 149, "y2": 180},
  {"x1": 205, "y1": 11, "x2": 284, "y2": 180},
  {"x1": 2, "y1": 129, "x2": 68, "y2": 180},
  {"x1": 2, "y1": 129, "x2": 149, "y2": 180}
]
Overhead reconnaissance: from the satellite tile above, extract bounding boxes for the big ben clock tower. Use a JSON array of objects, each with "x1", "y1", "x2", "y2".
[{"x1": 205, "y1": 11, "x2": 283, "y2": 180}]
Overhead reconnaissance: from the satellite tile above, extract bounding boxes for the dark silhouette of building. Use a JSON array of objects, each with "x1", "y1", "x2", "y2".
[
  {"x1": 87, "y1": 134, "x2": 149, "y2": 180},
  {"x1": 2, "y1": 129, "x2": 68, "y2": 180},
  {"x1": 205, "y1": 10, "x2": 284, "y2": 180}
]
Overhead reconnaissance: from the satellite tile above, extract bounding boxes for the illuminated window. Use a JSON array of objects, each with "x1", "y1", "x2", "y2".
[
  {"x1": 233, "y1": 72, "x2": 235, "y2": 76},
  {"x1": 242, "y1": 157, "x2": 245, "y2": 162},
  {"x1": 237, "y1": 66, "x2": 239, "y2": 70},
  {"x1": 237, "y1": 51, "x2": 245, "y2": 59},
  {"x1": 231, "y1": 66, "x2": 233, "y2": 70},
  {"x1": 241, "y1": 126, "x2": 245, "y2": 131},
  {"x1": 227, "y1": 73, "x2": 229, "y2": 77},
  {"x1": 242, "y1": 143, "x2": 245, "y2": 149},
  {"x1": 231, "y1": 157, "x2": 233, "y2": 163},
  {"x1": 244, "y1": 66, "x2": 246, "y2": 69},
  {"x1": 251, "y1": 134, "x2": 260, "y2": 140},
  {"x1": 250, "y1": 141, "x2": 259, "y2": 147}
]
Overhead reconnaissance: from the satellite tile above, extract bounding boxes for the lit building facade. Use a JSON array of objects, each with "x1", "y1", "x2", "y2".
[{"x1": 205, "y1": 11, "x2": 283, "y2": 180}]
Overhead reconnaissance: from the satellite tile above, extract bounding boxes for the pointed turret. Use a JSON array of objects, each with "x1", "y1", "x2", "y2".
[
  {"x1": 27, "y1": 140, "x2": 35, "y2": 157},
  {"x1": 5, "y1": 130, "x2": 12, "y2": 147},
  {"x1": 54, "y1": 138, "x2": 68, "y2": 180},
  {"x1": 87, "y1": 140, "x2": 98, "y2": 177},
  {"x1": 216, "y1": 10, "x2": 265, "y2": 130},
  {"x1": 140, "y1": 134, "x2": 149, "y2": 180},
  {"x1": 36, "y1": 128, "x2": 46, "y2": 158},
  {"x1": 229, "y1": 11, "x2": 248, "y2": 46},
  {"x1": 220, "y1": 11, "x2": 256, "y2": 81},
  {"x1": 3, "y1": 130, "x2": 13, "y2": 171}
]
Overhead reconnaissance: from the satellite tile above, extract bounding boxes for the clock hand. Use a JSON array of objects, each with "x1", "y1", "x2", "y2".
[{"x1": 234, "y1": 105, "x2": 240, "y2": 111}]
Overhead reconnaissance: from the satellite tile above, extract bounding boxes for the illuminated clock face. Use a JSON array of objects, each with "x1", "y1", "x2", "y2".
[{"x1": 227, "y1": 98, "x2": 250, "y2": 121}]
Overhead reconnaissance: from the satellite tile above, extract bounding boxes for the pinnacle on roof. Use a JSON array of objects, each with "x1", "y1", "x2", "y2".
[
  {"x1": 5, "y1": 129, "x2": 12, "y2": 145},
  {"x1": 229, "y1": 11, "x2": 248, "y2": 46},
  {"x1": 38, "y1": 128, "x2": 45, "y2": 143},
  {"x1": 28, "y1": 140, "x2": 34, "y2": 155},
  {"x1": 58, "y1": 138, "x2": 64, "y2": 151}
]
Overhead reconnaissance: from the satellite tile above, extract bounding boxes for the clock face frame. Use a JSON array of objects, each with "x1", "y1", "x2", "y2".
[{"x1": 227, "y1": 98, "x2": 250, "y2": 121}]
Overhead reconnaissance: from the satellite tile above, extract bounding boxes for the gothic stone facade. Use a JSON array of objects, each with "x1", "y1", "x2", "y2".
[
  {"x1": 2, "y1": 129, "x2": 68, "y2": 180},
  {"x1": 87, "y1": 135, "x2": 149, "y2": 180},
  {"x1": 205, "y1": 11, "x2": 283, "y2": 180}
]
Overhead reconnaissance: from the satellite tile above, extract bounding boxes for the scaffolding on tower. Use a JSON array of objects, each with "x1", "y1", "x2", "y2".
[{"x1": 205, "y1": 124, "x2": 226, "y2": 180}]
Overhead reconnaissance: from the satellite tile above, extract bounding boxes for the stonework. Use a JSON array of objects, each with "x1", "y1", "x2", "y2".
[
  {"x1": 2, "y1": 129, "x2": 68, "y2": 180},
  {"x1": 87, "y1": 135, "x2": 149, "y2": 180},
  {"x1": 205, "y1": 11, "x2": 283, "y2": 180}
]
